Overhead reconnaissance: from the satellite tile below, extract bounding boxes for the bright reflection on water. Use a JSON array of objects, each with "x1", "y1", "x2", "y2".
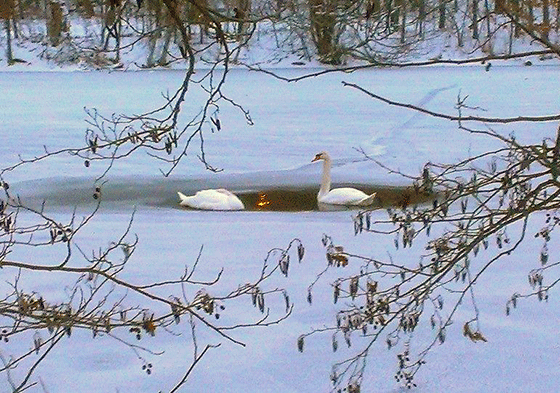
[{"x1": 14, "y1": 172, "x2": 433, "y2": 212}]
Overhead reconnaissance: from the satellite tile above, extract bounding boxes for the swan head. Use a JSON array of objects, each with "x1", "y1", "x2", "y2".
[{"x1": 312, "y1": 151, "x2": 329, "y2": 163}]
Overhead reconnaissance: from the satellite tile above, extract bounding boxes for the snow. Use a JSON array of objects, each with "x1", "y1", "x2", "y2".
[{"x1": 1, "y1": 25, "x2": 560, "y2": 393}]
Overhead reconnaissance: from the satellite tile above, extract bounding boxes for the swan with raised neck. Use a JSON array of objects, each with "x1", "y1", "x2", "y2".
[{"x1": 311, "y1": 151, "x2": 376, "y2": 207}]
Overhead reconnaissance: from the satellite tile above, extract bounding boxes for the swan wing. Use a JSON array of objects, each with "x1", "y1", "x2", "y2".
[
  {"x1": 356, "y1": 192, "x2": 377, "y2": 207},
  {"x1": 215, "y1": 188, "x2": 234, "y2": 196},
  {"x1": 177, "y1": 190, "x2": 244, "y2": 210},
  {"x1": 177, "y1": 191, "x2": 190, "y2": 206},
  {"x1": 319, "y1": 188, "x2": 376, "y2": 206}
]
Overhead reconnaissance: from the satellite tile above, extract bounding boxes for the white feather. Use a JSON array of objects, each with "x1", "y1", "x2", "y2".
[
  {"x1": 177, "y1": 189, "x2": 244, "y2": 211},
  {"x1": 312, "y1": 151, "x2": 376, "y2": 207}
]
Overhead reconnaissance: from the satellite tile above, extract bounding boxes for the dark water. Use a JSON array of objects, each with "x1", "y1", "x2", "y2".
[
  {"x1": 12, "y1": 168, "x2": 433, "y2": 212},
  {"x1": 234, "y1": 184, "x2": 431, "y2": 211}
]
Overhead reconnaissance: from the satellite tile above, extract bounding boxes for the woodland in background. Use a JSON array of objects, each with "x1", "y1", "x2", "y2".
[{"x1": 1, "y1": 0, "x2": 560, "y2": 67}]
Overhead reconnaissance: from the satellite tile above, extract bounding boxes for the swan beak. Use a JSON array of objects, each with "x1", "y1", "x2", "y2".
[{"x1": 311, "y1": 154, "x2": 322, "y2": 162}]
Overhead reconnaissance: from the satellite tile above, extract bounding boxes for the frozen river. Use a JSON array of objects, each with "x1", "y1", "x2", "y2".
[{"x1": 1, "y1": 65, "x2": 559, "y2": 392}]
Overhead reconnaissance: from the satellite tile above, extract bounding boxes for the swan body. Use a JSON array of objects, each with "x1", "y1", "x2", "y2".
[
  {"x1": 312, "y1": 152, "x2": 376, "y2": 207},
  {"x1": 177, "y1": 189, "x2": 244, "y2": 211}
]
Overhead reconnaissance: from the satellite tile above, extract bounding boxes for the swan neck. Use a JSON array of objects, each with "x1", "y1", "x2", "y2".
[{"x1": 319, "y1": 157, "x2": 332, "y2": 199}]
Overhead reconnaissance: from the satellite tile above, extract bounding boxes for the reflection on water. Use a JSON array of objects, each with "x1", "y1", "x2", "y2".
[
  {"x1": 239, "y1": 189, "x2": 374, "y2": 212},
  {"x1": 233, "y1": 186, "x2": 433, "y2": 212},
  {"x1": 240, "y1": 189, "x2": 317, "y2": 211},
  {"x1": 13, "y1": 171, "x2": 436, "y2": 213}
]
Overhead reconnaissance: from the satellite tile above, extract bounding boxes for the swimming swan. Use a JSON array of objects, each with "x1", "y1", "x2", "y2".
[
  {"x1": 312, "y1": 151, "x2": 376, "y2": 207},
  {"x1": 177, "y1": 189, "x2": 245, "y2": 211}
]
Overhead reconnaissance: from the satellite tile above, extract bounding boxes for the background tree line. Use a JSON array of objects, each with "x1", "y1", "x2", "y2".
[{"x1": 1, "y1": 0, "x2": 559, "y2": 66}]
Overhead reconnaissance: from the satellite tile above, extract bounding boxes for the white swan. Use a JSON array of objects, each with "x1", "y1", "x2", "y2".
[
  {"x1": 177, "y1": 189, "x2": 244, "y2": 211},
  {"x1": 312, "y1": 152, "x2": 376, "y2": 207}
]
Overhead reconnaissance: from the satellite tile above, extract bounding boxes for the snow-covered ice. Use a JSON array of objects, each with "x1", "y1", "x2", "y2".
[{"x1": 1, "y1": 64, "x2": 560, "y2": 392}]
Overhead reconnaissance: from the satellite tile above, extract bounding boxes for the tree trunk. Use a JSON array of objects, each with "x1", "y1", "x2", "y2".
[
  {"x1": 511, "y1": 0, "x2": 521, "y2": 37},
  {"x1": 146, "y1": 33, "x2": 158, "y2": 67},
  {"x1": 1, "y1": 0, "x2": 14, "y2": 63},
  {"x1": 100, "y1": 3, "x2": 106, "y2": 46},
  {"x1": 309, "y1": 0, "x2": 339, "y2": 64},
  {"x1": 390, "y1": 0, "x2": 399, "y2": 30},
  {"x1": 385, "y1": 0, "x2": 398, "y2": 31},
  {"x1": 145, "y1": 7, "x2": 161, "y2": 68},
  {"x1": 400, "y1": 0, "x2": 406, "y2": 44},
  {"x1": 472, "y1": 0, "x2": 478, "y2": 40},
  {"x1": 484, "y1": 0, "x2": 490, "y2": 38},
  {"x1": 47, "y1": 1, "x2": 63, "y2": 47},
  {"x1": 235, "y1": 0, "x2": 251, "y2": 40},
  {"x1": 542, "y1": 0, "x2": 550, "y2": 40},
  {"x1": 115, "y1": 16, "x2": 121, "y2": 63},
  {"x1": 11, "y1": 0, "x2": 19, "y2": 40},
  {"x1": 157, "y1": 28, "x2": 173, "y2": 66},
  {"x1": 4, "y1": 18, "x2": 13, "y2": 64},
  {"x1": 12, "y1": 17, "x2": 18, "y2": 39},
  {"x1": 417, "y1": 0, "x2": 425, "y2": 38},
  {"x1": 103, "y1": 4, "x2": 122, "y2": 62},
  {"x1": 438, "y1": 0, "x2": 445, "y2": 30}
]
